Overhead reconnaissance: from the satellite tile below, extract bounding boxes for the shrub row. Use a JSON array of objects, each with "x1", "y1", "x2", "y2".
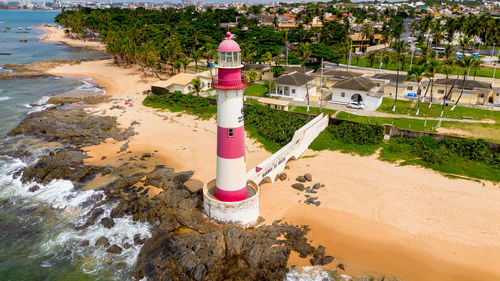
[
  {"x1": 244, "y1": 105, "x2": 308, "y2": 146},
  {"x1": 143, "y1": 91, "x2": 211, "y2": 110},
  {"x1": 327, "y1": 122, "x2": 384, "y2": 145}
]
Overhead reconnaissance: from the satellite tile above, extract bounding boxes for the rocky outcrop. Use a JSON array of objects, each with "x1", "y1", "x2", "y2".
[
  {"x1": 8, "y1": 108, "x2": 134, "y2": 146},
  {"x1": 17, "y1": 148, "x2": 103, "y2": 185}
]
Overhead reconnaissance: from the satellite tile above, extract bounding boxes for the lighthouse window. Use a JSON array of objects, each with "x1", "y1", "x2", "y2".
[
  {"x1": 219, "y1": 52, "x2": 226, "y2": 67},
  {"x1": 227, "y1": 52, "x2": 233, "y2": 65},
  {"x1": 234, "y1": 51, "x2": 240, "y2": 65},
  {"x1": 228, "y1": 129, "x2": 234, "y2": 137}
]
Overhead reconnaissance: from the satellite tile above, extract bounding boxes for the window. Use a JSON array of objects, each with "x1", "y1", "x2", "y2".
[
  {"x1": 219, "y1": 52, "x2": 226, "y2": 67},
  {"x1": 376, "y1": 83, "x2": 380, "y2": 87},
  {"x1": 341, "y1": 92, "x2": 345, "y2": 97},
  {"x1": 228, "y1": 128, "x2": 234, "y2": 137},
  {"x1": 438, "y1": 89, "x2": 444, "y2": 94},
  {"x1": 284, "y1": 86, "x2": 290, "y2": 96},
  {"x1": 291, "y1": 89, "x2": 296, "y2": 94},
  {"x1": 407, "y1": 86, "x2": 413, "y2": 91}
]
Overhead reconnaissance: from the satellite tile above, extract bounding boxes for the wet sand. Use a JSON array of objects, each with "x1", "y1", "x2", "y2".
[{"x1": 42, "y1": 25, "x2": 500, "y2": 281}]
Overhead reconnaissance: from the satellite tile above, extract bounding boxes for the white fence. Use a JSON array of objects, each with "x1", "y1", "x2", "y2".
[{"x1": 247, "y1": 113, "x2": 329, "y2": 186}]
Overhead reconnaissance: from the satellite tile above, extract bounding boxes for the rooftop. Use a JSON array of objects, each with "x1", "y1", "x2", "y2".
[
  {"x1": 434, "y1": 78, "x2": 491, "y2": 90},
  {"x1": 333, "y1": 77, "x2": 377, "y2": 91},
  {"x1": 274, "y1": 71, "x2": 314, "y2": 86}
]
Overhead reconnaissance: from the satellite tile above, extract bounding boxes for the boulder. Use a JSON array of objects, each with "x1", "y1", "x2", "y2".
[
  {"x1": 296, "y1": 176, "x2": 306, "y2": 183},
  {"x1": 107, "y1": 244, "x2": 123, "y2": 254},
  {"x1": 304, "y1": 173, "x2": 312, "y2": 182},
  {"x1": 95, "y1": 236, "x2": 110, "y2": 248},
  {"x1": 312, "y1": 183, "x2": 321, "y2": 190},
  {"x1": 100, "y1": 217, "x2": 115, "y2": 229},
  {"x1": 28, "y1": 185, "x2": 40, "y2": 192},
  {"x1": 78, "y1": 240, "x2": 90, "y2": 248},
  {"x1": 278, "y1": 173, "x2": 287, "y2": 181},
  {"x1": 291, "y1": 183, "x2": 305, "y2": 191},
  {"x1": 75, "y1": 207, "x2": 104, "y2": 230}
]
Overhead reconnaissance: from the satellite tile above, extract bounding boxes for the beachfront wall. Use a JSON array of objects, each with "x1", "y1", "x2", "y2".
[{"x1": 247, "y1": 114, "x2": 329, "y2": 186}]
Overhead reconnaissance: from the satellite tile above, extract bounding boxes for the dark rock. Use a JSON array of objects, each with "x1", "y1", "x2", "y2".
[
  {"x1": 134, "y1": 234, "x2": 146, "y2": 245},
  {"x1": 312, "y1": 183, "x2": 321, "y2": 190},
  {"x1": 304, "y1": 173, "x2": 312, "y2": 182},
  {"x1": 78, "y1": 240, "x2": 90, "y2": 247},
  {"x1": 174, "y1": 171, "x2": 194, "y2": 185},
  {"x1": 28, "y1": 185, "x2": 41, "y2": 192},
  {"x1": 320, "y1": 255, "x2": 334, "y2": 265},
  {"x1": 101, "y1": 167, "x2": 112, "y2": 176},
  {"x1": 144, "y1": 166, "x2": 175, "y2": 190},
  {"x1": 337, "y1": 263, "x2": 345, "y2": 271},
  {"x1": 100, "y1": 217, "x2": 115, "y2": 229},
  {"x1": 131, "y1": 121, "x2": 140, "y2": 126},
  {"x1": 115, "y1": 262, "x2": 127, "y2": 270},
  {"x1": 75, "y1": 207, "x2": 104, "y2": 230},
  {"x1": 291, "y1": 183, "x2": 305, "y2": 191},
  {"x1": 305, "y1": 187, "x2": 317, "y2": 194},
  {"x1": 119, "y1": 141, "x2": 129, "y2": 152},
  {"x1": 20, "y1": 148, "x2": 103, "y2": 185},
  {"x1": 296, "y1": 176, "x2": 306, "y2": 183},
  {"x1": 278, "y1": 173, "x2": 287, "y2": 181},
  {"x1": 95, "y1": 236, "x2": 110, "y2": 248},
  {"x1": 123, "y1": 243, "x2": 132, "y2": 249},
  {"x1": 8, "y1": 108, "x2": 133, "y2": 146},
  {"x1": 107, "y1": 244, "x2": 123, "y2": 254}
]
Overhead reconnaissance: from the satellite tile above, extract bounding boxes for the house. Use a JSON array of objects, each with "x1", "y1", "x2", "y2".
[
  {"x1": 329, "y1": 77, "x2": 383, "y2": 109},
  {"x1": 281, "y1": 65, "x2": 314, "y2": 75},
  {"x1": 151, "y1": 72, "x2": 211, "y2": 95},
  {"x1": 244, "y1": 64, "x2": 273, "y2": 81},
  {"x1": 257, "y1": 97, "x2": 289, "y2": 111},
  {"x1": 314, "y1": 69, "x2": 363, "y2": 89},
  {"x1": 493, "y1": 87, "x2": 500, "y2": 105},
  {"x1": 272, "y1": 71, "x2": 316, "y2": 101},
  {"x1": 349, "y1": 33, "x2": 382, "y2": 53},
  {"x1": 425, "y1": 78, "x2": 493, "y2": 105},
  {"x1": 370, "y1": 73, "x2": 420, "y2": 99}
]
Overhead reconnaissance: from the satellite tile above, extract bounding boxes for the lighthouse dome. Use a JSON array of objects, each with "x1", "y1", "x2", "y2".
[{"x1": 217, "y1": 32, "x2": 241, "y2": 51}]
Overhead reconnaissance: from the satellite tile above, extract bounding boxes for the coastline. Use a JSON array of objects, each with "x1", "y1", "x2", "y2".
[
  {"x1": 36, "y1": 26, "x2": 106, "y2": 51},
  {"x1": 35, "y1": 26, "x2": 500, "y2": 281}
]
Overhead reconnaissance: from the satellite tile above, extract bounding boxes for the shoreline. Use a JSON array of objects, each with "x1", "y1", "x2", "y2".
[
  {"x1": 33, "y1": 26, "x2": 500, "y2": 281},
  {"x1": 36, "y1": 26, "x2": 106, "y2": 51}
]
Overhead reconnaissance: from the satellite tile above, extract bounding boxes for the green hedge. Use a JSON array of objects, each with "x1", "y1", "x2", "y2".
[
  {"x1": 244, "y1": 105, "x2": 308, "y2": 147},
  {"x1": 327, "y1": 122, "x2": 384, "y2": 145},
  {"x1": 142, "y1": 91, "x2": 216, "y2": 118}
]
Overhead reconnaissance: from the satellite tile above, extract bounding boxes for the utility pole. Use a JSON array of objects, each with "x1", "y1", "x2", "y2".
[
  {"x1": 347, "y1": 39, "x2": 353, "y2": 72},
  {"x1": 491, "y1": 42, "x2": 497, "y2": 84},
  {"x1": 409, "y1": 44, "x2": 415, "y2": 71},
  {"x1": 378, "y1": 51, "x2": 383, "y2": 73},
  {"x1": 319, "y1": 57, "x2": 324, "y2": 113}
]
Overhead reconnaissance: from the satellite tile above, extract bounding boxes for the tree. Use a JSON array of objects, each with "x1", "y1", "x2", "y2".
[
  {"x1": 391, "y1": 40, "x2": 405, "y2": 111},
  {"x1": 423, "y1": 60, "x2": 439, "y2": 107},
  {"x1": 247, "y1": 71, "x2": 258, "y2": 85},
  {"x1": 295, "y1": 43, "x2": 312, "y2": 110},
  {"x1": 439, "y1": 64, "x2": 453, "y2": 118},
  {"x1": 191, "y1": 77, "x2": 202, "y2": 96},
  {"x1": 191, "y1": 49, "x2": 202, "y2": 71},
  {"x1": 452, "y1": 56, "x2": 476, "y2": 110},
  {"x1": 382, "y1": 53, "x2": 390, "y2": 69},
  {"x1": 458, "y1": 35, "x2": 471, "y2": 55},
  {"x1": 360, "y1": 23, "x2": 374, "y2": 45},
  {"x1": 367, "y1": 51, "x2": 377, "y2": 67},
  {"x1": 406, "y1": 65, "x2": 426, "y2": 115},
  {"x1": 471, "y1": 58, "x2": 481, "y2": 80},
  {"x1": 180, "y1": 56, "x2": 191, "y2": 73}
]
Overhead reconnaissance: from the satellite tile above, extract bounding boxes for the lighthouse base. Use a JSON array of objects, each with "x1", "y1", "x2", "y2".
[{"x1": 203, "y1": 180, "x2": 259, "y2": 227}]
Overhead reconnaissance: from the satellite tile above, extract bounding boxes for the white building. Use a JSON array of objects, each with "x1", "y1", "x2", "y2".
[
  {"x1": 272, "y1": 71, "x2": 316, "y2": 102},
  {"x1": 329, "y1": 77, "x2": 383, "y2": 109},
  {"x1": 151, "y1": 71, "x2": 212, "y2": 95}
]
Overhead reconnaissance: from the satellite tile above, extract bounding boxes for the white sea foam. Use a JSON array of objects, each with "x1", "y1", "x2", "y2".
[
  {"x1": 285, "y1": 266, "x2": 351, "y2": 281},
  {"x1": 0, "y1": 96, "x2": 11, "y2": 101},
  {"x1": 78, "y1": 78, "x2": 105, "y2": 94},
  {"x1": 0, "y1": 156, "x2": 150, "y2": 280}
]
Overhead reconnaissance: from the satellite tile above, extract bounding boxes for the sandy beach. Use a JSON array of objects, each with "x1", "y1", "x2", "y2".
[
  {"x1": 37, "y1": 26, "x2": 106, "y2": 51},
  {"x1": 44, "y1": 27, "x2": 500, "y2": 281}
]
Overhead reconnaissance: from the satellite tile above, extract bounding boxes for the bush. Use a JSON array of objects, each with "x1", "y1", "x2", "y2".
[
  {"x1": 244, "y1": 105, "x2": 308, "y2": 146},
  {"x1": 327, "y1": 122, "x2": 384, "y2": 145}
]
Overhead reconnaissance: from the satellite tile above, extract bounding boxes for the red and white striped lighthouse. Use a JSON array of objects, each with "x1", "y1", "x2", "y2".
[{"x1": 212, "y1": 32, "x2": 248, "y2": 202}]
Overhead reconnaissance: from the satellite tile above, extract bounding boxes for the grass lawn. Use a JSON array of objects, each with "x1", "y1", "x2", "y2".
[
  {"x1": 310, "y1": 129, "x2": 381, "y2": 156},
  {"x1": 290, "y1": 106, "x2": 336, "y2": 115},
  {"x1": 336, "y1": 111, "x2": 440, "y2": 132},
  {"x1": 377, "y1": 97, "x2": 500, "y2": 121},
  {"x1": 143, "y1": 97, "x2": 217, "y2": 120},
  {"x1": 245, "y1": 83, "x2": 268, "y2": 97},
  {"x1": 339, "y1": 57, "x2": 500, "y2": 79}
]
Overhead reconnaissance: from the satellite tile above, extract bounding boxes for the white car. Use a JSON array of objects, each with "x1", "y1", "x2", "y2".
[{"x1": 347, "y1": 102, "x2": 365, "y2": 109}]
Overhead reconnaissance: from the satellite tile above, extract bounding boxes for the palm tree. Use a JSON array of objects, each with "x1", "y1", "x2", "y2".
[
  {"x1": 424, "y1": 60, "x2": 439, "y2": 107},
  {"x1": 458, "y1": 35, "x2": 471, "y2": 55},
  {"x1": 174, "y1": 60, "x2": 181, "y2": 74},
  {"x1": 470, "y1": 58, "x2": 481, "y2": 80},
  {"x1": 382, "y1": 53, "x2": 391, "y2": 69},
  {"x1": 367, "y1": 51, "x2": 377, "y2": 67},
  {"x1": 295, "y1": 43, "x2": 312, "y2": 111},
  {"x1": 452, "y1": 56, "x2": 476, "y2": 110},
  {"x1": 180, "y1": 56, "x2": 191, "y2": 73},
  {"x1": 191, "y1": 49, "x2": 202, "y2": 71},
  {"x1": 360, "y1": 24, "x2": 374, "y2": 45},
  {"x1": 444, "y1": 44, "x2": 454, "y2": 61},
  {"x1": 191, "y1": 77, "x2": 202, "y2": 96},
  {"x1": 247, "y1": 71, "x2": 258, "y2": 85},
  {"x1": 439, "y1": 64, "x2": 453, "y2": 118},
  {"x1": 406, "y1": 65, "x2": 426, "y2": 115}
]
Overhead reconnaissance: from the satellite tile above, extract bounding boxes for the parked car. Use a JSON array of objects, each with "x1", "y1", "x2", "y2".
[{"x1": 347, "y1": 102, "x2": 365, "y2": 109}]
